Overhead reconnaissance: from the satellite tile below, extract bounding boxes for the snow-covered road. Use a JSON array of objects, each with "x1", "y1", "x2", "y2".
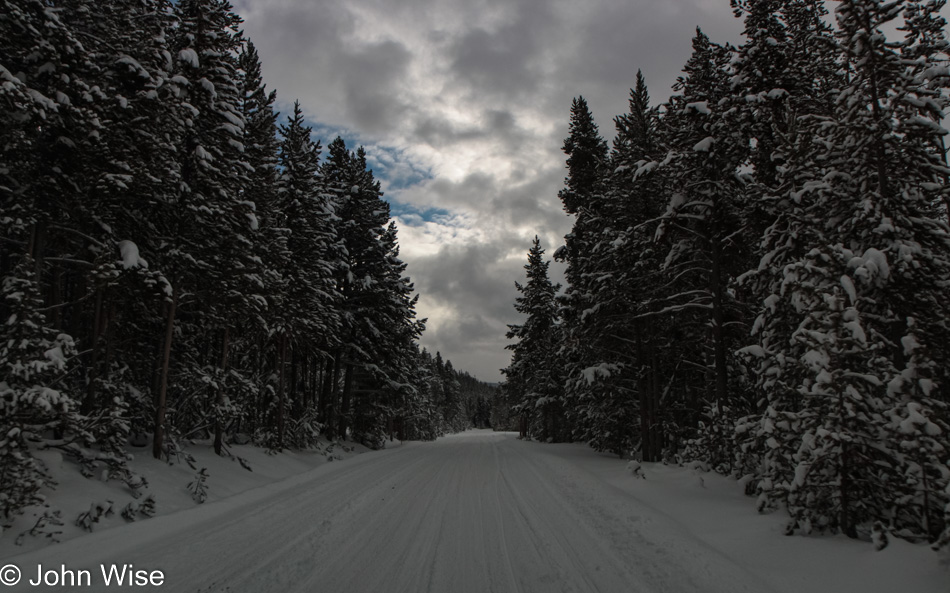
[{"x1": 6, "y1": 430, "x2": 780, "y2": 593}]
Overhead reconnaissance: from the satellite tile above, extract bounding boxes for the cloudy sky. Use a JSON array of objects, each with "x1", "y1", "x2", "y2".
[{"x1": 227, "y1": 0, "x2": 751, "y2": 381}]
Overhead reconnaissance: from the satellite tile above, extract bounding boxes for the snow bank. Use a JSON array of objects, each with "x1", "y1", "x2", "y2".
[
  {"x1": 0, "y1": 439, "x2": 371, "y2": 557},
  {"x1": 540, "y1": 442, "x2": 947, "y2": 593}
]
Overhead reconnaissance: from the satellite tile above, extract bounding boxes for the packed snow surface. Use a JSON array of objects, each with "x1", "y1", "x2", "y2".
[{"x1": 4, "y1": 431, "x2": 945, "y2": 592}]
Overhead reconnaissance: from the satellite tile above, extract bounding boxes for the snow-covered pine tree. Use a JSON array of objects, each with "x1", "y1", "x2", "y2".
[
  {"x1": 732, "y1": 2, "x2": 842, "y2": 491},
  {"x1": 881, "y1": 0, "x2": 950, "y2": 543},
  {"x1": 0, "y1": 0, "x2": 97, "y2": 281},
  {"x1": 746, "y1": 0, "x2": 950, "y2": 540},
  {"x1": 735, "y1": 110, "x2": 833, "y2": 495},
  {"x1": 151, "y1": 0, "x2": 257, "y2": 458},
  {"x1": 726, "y1": 0, "x2": 839, "y2": 256},
  {"x1": 725, "y1": 2, "x2": 842, "y2": 487},
  {"x1": 1, "y1": 0, "x2": 167, "y2": 492},
  {"x1": 613, "y1": 71, "x2": 660, "y2": 169},
  {"x1": 555, "y1": 96, "x2": 610, "y2": 444},
  {"x1": 352, "y1": 221, "x2": 426, "y2": 446},
  {"x1": 728, "y1": 0, "x2": 791, "y2": 187},
  {"x1": 54, "y1": 0, "x2": 185, "y2": 457},
  {"x1": 223, "y1": 39, "x2": 282, "y2": 453},
  {"x1": 610, "y1": 73, "x2": 671, "y2": 461},
  {"x1": 396, "y1": 347, "x2": 435, "y2": 441},
  {"x1": 238, "y1": 42, "x2": 280, "y2": 211},
  {"x1": 898, "y1": 0, "x2": 950, "y2": 217},
  {"x1": 569, "y1": 72, "x2": 666, "y2": 458},
  {"x1": 426, "y1": 350, "x2": 448, "y2": 433},
  {"x1": 267, "y1": 102, "x2": 340, "y2": 449},
  {"x1": 727, "y1": 1, "x2": 838, "y2": 184},
  {"x1": 319, "y1": 139, "x2": 396, "y2": 442},
  {"x1": 457, "y1": 370, "x2": 494, "y2": 429},
  {"x1": 885, "y1": 317, "x2": 950, "y2": 543},
  {"x1": 559, "y1": 96, "x2": 609, "y2": 216},
  {"x1": 650, "y1": 29, "x2": 753, "y2": 470},
  {"x1": 0, "y1": 1, "x2": 49, "y2": 246},
  {"x1": 503, "y1": 237, "x2": 563, "y2": 442},
  {"x1": 0, "y1": 258, "x2": 78, "y2": 522},
  {"x1": 780, "y1": 255, "x2": 895, "y2": 538},
  {"x1": 440, "y1": 359, "x2": 466, "y2": 434}
]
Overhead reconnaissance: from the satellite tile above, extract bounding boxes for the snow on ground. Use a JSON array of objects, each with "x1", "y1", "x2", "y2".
[
  {"x1": 1, "y1": 438, "x2": 376, "y2": 558},
  {"x1": 534, "y1": 440, "x2": 948, "y2": 593},
  {"x1": 1, "y1": 430, "x2": 946, "y2": 592}
]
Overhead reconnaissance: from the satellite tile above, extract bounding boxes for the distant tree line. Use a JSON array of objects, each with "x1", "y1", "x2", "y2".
[
  {"x1": 0, "y1": 0, "x2": 494, "y2": 530},
  {"x1": 503, "y1": 0, "x2": 950, "y2": 548}
]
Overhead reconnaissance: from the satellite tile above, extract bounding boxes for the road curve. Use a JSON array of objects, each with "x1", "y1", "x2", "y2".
[{"x1": 7, "y1": 430, "x2": 776, "y2": 593}]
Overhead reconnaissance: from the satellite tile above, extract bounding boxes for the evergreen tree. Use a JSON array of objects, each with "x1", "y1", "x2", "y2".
[
  {"x1": 320, "y1": 138, "x2": 413, "y2": 444},
  {"x1": 745, "y1": 0, "x2": 950, "y2": 540},
  {"x1": 0, "y1": 258, "x2": 77, "y2": 522},
  {"x1": 649, "y1": 29, "x2": 753, "y2": 470},
  {"x1": 231, "y1": 39, "x2": 281, "y2": 452},
  {"x1": 351, "y1": 222, "x2": 426, "y2": 447},
  {"x1": 0, "y1": 0, "x2": 97, "y2": 279},
  {"x1": 555, "y1": 96, "x2": 610, "y2": 444},
  {"x1": 266, "y1": 102, "x2": 340, "y2": 449},
  {"x1": 503, "y1": 237, "x2": 563, "y2": 441},
  {"x1": 568, "y1": 72, "x2": 666, "y2": 458},
  {"x1": 150, "y1": 0, "x2": 262, "y2": 459},
  {"x1": 732, "y1": 0, "x2": 841, "y2": 486}
]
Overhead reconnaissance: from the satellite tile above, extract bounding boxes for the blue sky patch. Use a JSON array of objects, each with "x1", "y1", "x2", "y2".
[
  {"x1": 388, "y1": 203, "x2": 453, "y2": 227},
  {"x1": 289, "y1": 110, "x2": 435, "y2": 209}
]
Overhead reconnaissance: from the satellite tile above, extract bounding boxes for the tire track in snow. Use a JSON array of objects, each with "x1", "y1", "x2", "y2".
[
  {"x1": 5, "y1": 432, "x2": 779, "y2": 593},
  {"x1": 495, "y1": 439, "x2": 648, "y2": 592},
  {"x1": 491, "y1": 440, "x2": 523, "y2": 593}
]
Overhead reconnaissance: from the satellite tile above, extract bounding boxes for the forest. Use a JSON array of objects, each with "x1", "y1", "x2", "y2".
[
  {"x1": 0, "y1": 0, "x2": 495, "y2": 534},
  {"x1": 2, "y1": 0, "x2": 949, "y2": 557},
  {"x1": 502, "y1": 0, "x2": 950, "y2": 548}
]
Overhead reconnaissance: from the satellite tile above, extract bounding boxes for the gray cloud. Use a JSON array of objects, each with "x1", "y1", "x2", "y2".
[
  {"x1": 411, "y1": 108, "x2": 528, "y2": 150},
  {"x1": 233, "y1": 0, "x2": 750, "y2": 380},
  {"x1": 410, "y1": 240, "x2": 523, "y2": 380},
  {"x1": 564, "y1": 1, "x2": 745, "y2": 111},
  {"x1": 233, "y1": 0, "x2": 416, "y2": 135},
  {"x1": 339, "y1": 40, "x2": 413, "y2": 133},
  {"x1": 449, "y1": 22, "x2": 543, "y2": 99}
]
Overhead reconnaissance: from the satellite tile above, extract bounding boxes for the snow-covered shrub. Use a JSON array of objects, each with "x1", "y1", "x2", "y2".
[
  {"x1": 75, "y1": 500, "x2": 114, "y2": 532},
  {"x1": 626, "y1": 460, "x2": 646, "y2": 479},
  {"x1": 122, "y1": 495, "x2": 156, "y2": 522},
  {"x1": 187, "y1": 468, "x2": 209, "y2": 504},
  {"x1": 14, "y1": 510, "x2": 63, "y2": 546},
  {"x1": 0, "y1": 259, "x2": 80, "y2": 524}
]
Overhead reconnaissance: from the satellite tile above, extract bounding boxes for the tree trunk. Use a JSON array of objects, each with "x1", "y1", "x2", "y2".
[
  {"x1": 840, "y1": 442, "x2": 855, "y2": 538},
  {"x1": 307, "y1": 354, "x2": 320, "y2": 408},
  {"x1": 103, "y1": 299, "x2": 116, "y2": 390},
  {"x1": 710, "y1": 229, "x2": 728, "y2": 414},
  {"x1": 277, "y1": 333, "x2": 287, "y2": 450},
  {"x1": 639, "y1": 373, "x2": 653, "y2": 461},
  {"x1": 213, "y1": 326, "x2": 230, "y2": 455},
  {"x1": 323, "y1": 351, "x2": 342, "y2": 440},
  {"x1": 153, "y1": 287, "x2": 178, "y2": 460},
  {"x1": 83, "y1": 287, "x2": 105, "y2": 414},
  {"x1": 650, "y1": 354, "x2": 662, "y2": 460},
  {"x1": 290, "y1": 344, "x2": 298, "y2": 418},
  {"x1": 318, "y1": 354, "x2": 334, "y2": 425},
  {"x1": 28, "y1": 220, "x2": 47, "y2": 279},
  {"x1": 338, "y1": 363, "x2": 354, "y2": 440},
  {"x1": 51, "y1": 267, "x2": 63, "y2": 330},
  {"x1": 636, "y1": 324, "x2": 653, "y2": 462}
]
